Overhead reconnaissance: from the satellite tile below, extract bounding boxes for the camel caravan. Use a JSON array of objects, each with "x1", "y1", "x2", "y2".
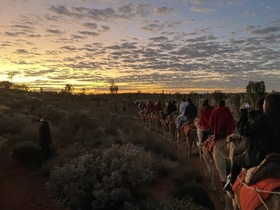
[{"x1": 136, "y1": 93, "x2": 280, "y2": 210}]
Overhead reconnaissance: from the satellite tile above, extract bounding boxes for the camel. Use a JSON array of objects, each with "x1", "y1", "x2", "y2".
[
  {"x1": 151, "y1": 111, "x2": 162, "y2": 133},
  {"x1": 178, "y1": 118, "x2": 199, "y2": 159},
  {"x1": 201, "y1": 134, "x2": 246, "y2": 210},
  {"x1": 137, "y1": 109, "x2": 146, "y2": 125},
  {"x1": 158, "y1": 112, "x2": 177, "y2": 147},
  {"x1": 226, "y1": 136, "x2": 280, "y2": 210}
]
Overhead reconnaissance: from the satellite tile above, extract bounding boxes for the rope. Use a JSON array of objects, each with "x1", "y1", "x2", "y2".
[
  {"x1": 237, "y1": 175, "x2": 280, "y2": 210},
  {"x1": 213, "y1": 140, "x2": 230, "y2": 160},
  {"x1": 213, "y1": 134, "x2": 244, "y2": 160}
]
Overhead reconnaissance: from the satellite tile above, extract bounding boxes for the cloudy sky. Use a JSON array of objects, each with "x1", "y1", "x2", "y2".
[{"x1": 0, "y1": 0, "x2": 279, "y2": 94}]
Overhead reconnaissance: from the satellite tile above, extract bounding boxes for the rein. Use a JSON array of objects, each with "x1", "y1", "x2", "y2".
[
  {"x1": 211, "y1": 138, "x2": 231, "y2": 160},
  {"x1": 213, "y1": 134, "x2": 244, "y2": 160}
]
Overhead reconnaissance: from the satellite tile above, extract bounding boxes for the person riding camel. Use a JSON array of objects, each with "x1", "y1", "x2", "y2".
[
  {"x1": 237, "y1": 102, "x2": 251, "y2": 136},
  {"x1": 176, "y1": 97, "x2": 189, "y2": 129},
  {"x1": 197, "y1": 99, "x2": 214, "y2": 144},
  {"x1": 178, "y1": 98, "x2": 197, "y2": 132},
  {"x1": 225, "y1": 93, "x2": 280, "y2": 196},
  {"x1": 208, "y1": 99, "x2": 236, "y2": 141}
]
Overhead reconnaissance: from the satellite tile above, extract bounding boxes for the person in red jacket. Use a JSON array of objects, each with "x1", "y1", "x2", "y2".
[
  {"x1": 197, "y1": 100, "x2": 214, "y2": 144},
  {"x1": 208, "y1": 99, "x2": 236, "y2": 141}
]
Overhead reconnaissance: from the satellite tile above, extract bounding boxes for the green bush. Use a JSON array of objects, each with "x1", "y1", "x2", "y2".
[
  {"x1": 12, "y1": 141, "x2": 43, "y2": 169},
  {"x1": 48, "y1": 143, "x2": 160, "y2": 210}
]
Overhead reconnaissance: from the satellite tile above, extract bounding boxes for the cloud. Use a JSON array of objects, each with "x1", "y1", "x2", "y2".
[
  {"x1": 48, "y1": 3, "x2": 151, "y2": 21},
  {"x1": 241, "y1": 10, "x2": 255, "y2": 17},
  {"x1": 142, "y1": 20, "x2": 182, "y2": 32},
  {"x1": 245, "y1": 25, "x2": 280, "y2": 35},
  {"x1": 154, "y1": 7, "x2": 174, "y2": 15},
  {"x1": 46, "y1": 29, "x2": 65, "y2": 35},
  {"x1": 14, "y1": 49, "x2": 29, "y2": 54},
  {"x1": 78, "y1": 31, "x2": 100, "y2": 36},
  {"x1": 83, "y1": 22, "x2": 98, "y2": 29},
  {"x1": 190, "y1": 7, "x2": 215, "y2": 14}
]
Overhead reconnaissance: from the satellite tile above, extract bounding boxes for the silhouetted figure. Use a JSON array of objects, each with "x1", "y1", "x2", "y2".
[
  {"x1": 237, "y1": 103, "x2": 251, "y2": 136},
  {"x1": 39, "y1": 116, "x2": 53, "y2": 160}
]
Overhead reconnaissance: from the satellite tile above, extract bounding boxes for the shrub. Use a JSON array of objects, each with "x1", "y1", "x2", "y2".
[
  {"x1": 12, "y1": 141, "x2": 43, "y2": 169},
  {"x1": 47, "y1": 143, "x2": 160, "y2": 210}
]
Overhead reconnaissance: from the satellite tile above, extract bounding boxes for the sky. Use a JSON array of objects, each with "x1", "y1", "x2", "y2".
[{"x1": 0, "y1": 0, "x2": 279, "y2": 94}]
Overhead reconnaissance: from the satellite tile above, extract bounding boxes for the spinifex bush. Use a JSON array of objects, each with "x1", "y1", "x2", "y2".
[
  {"x1": 47, "y1": 143, "x2": 160, "y2": 210},
  {"x1": 12, "y1": 141, "x2": 43, "y2": 169}
]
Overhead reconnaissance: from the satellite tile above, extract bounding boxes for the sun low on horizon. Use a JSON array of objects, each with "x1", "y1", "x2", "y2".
[{"x1": 0, "y1": 0, "x2": 279, "y2": 94}]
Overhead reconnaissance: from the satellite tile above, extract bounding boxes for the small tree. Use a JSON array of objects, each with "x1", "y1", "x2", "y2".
[
  {"x1": 0, "y1": 81, "x2": 13, "y2": 89},
  {"x1": 109, "y1": 79, "x2": 118, "y2": 112},
  {"x1": 65, "y1": 84, "x2": 74, "y2": 93},
  {"x1": 8, "y1": 72, "x2": 15, "y2": 83}
]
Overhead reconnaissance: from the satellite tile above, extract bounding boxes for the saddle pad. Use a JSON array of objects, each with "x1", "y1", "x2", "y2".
[
  {"x1": 233, "y1": 172, "x2": 280, "y2": 210},
  {"x1": 203, "y1": 137, "x2": 214, "y2": 152},
  {"x1": 183, "y1": 125, "x2": 189, "y2": 136}
]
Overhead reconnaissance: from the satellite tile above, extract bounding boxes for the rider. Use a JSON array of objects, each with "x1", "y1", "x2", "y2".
[
  {"x1": 197, "y1": 99, "x2": 214, "y2": 144},
  {"x1": 177, "y1": 97, "x2": 189, "y2": 128},
  {"x1": 237, "y1": 103, "x2": 251, "y2": 136},
  {"x1": 225, "y1": 93, "x2": 280, "y2": 196},
  {"x1": 164, "y1": 100, "x2": 177, "y2": 124},
  {"x1": 208, "y1": 99, "x2": 236, "y2": 141},
  {"x1": 248, "y1": 97, "x2": 264, "y2": 124},
  {"x1": 178, "y1": 98, "x2": 197, "y2": 131},
  {"x1": 154, "y1": 100, "x2": 163, "y2": 112}
]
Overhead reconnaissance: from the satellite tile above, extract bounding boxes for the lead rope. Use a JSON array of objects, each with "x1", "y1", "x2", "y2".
[{"x1": 213, "y1": 140, "x2": 230, "y2": 160}]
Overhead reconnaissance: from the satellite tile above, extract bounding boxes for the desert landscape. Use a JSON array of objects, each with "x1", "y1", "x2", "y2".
[{"x1": 0, "y1": 88, "x2": 255, "y2": 210}]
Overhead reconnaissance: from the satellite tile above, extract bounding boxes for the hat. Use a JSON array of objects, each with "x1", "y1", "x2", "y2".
[
  {"x1": 40, "y1": 115, "x2": 53, "y2": 122},
  {"x1": 240, "y1": 103, "x2": 251, "y2": 110}
]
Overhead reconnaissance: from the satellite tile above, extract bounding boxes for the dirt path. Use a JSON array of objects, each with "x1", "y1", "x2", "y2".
[
  {"x1": 175, "y1": 140, "x2": 229, "y2": 210},
  {"x1": 0, "y1": 154, "x2": 59, "y2": 210}
]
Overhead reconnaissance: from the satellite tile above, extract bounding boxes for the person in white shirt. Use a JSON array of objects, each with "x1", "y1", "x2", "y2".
[{"x1": 177, "y1": 97, "x2": 188, "y2": 128}]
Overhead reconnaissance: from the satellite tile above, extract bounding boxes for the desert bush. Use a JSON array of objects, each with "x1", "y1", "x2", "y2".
[
  {"x1": 0, "y1": 112, "x2": 30, "y2": 136},
  {"x1": 0, "y1": 135, "x2": 8, "y2": 151},
  {"x1": 48, "y1": 143, "x2": 161, "y2": 210},
  {"x1": 12, "y1": 141, "x2": 43, "y2": 169},
  {"x1": 62, "y1": 111, "x2": 93, "y2": 132},
  {"x1": 19, "y1": 96, "x2": 43, "y2": 112},
  {"x1": 163, "y1": 198, "x2": 205, "y2": 210}
]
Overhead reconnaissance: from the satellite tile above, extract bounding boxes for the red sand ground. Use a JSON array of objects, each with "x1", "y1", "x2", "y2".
[
  {"x1": 0, "y1": 154, "x2": 59, "y2": 210},
  {"x1": 0, "y1": 151, "x2": 228, "y2": 210}
]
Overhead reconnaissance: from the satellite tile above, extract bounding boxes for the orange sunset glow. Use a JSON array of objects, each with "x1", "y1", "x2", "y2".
[{"x1": 0, "y1": 0, "x2": 280, "y2": 94}]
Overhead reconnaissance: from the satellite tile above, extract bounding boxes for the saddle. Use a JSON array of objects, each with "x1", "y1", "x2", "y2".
[
  {"x1": 245, "y1": 153, "x2": 280, "y2": 186},
  {"x1": 203, "y1": 135, "x2": 215, "y2": 151},
  {"x1": 181, "y1": 119, "x2": 196, "y2": 136}
]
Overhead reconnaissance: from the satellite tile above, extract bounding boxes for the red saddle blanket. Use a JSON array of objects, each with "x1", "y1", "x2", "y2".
[
  {"x1": 232, "y1": 171, "x2": 280, "y2": 210},
  {"x1": 203, "y1": 136, "x2": 215, "y2": 151},
  {"x1": 181, "y1": 122, "x2": 196, "y2": 136}
]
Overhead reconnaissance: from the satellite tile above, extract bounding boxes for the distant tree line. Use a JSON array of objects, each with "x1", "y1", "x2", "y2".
[{"x1": 0, "y1": 81, "x2": 29, "y2": 91}]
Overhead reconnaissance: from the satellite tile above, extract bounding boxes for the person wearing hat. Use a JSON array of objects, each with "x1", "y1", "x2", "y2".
[
  {"x1": 225, "y1": 93, "x2": 280, "y2": 196},
  {"x1": 237, "y1": 103, "x2": 251, "y2": 136},
  {"x1": 39, "y1": 116, "x2": 53, "y2": 160}
]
